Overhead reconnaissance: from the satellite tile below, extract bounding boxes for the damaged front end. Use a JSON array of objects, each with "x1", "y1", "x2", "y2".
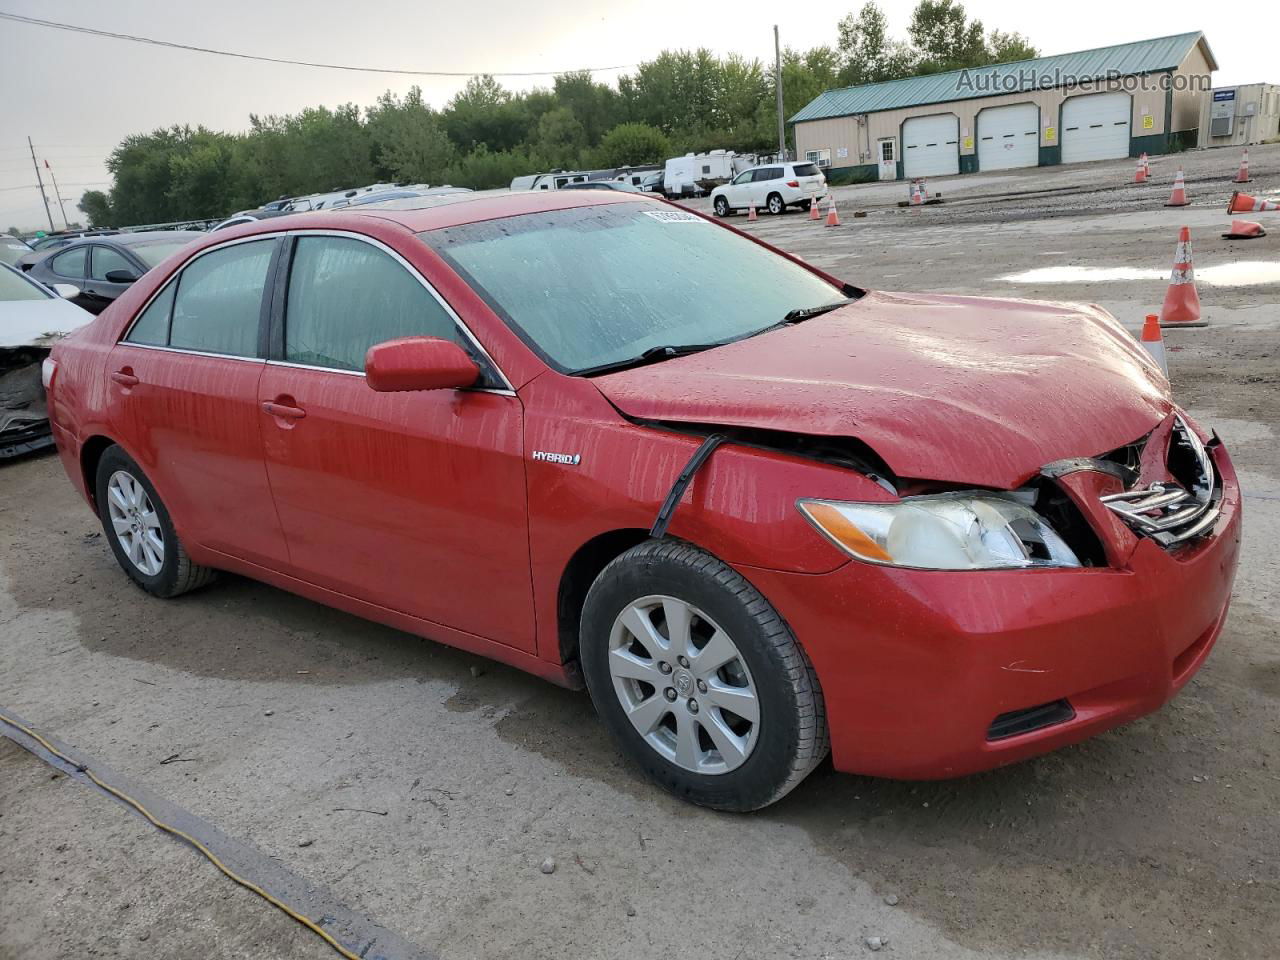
[{"x1": 0, "y1": 346, "x2": 55, "y2": 459}]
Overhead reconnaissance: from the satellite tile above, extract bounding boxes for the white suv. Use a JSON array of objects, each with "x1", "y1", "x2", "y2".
[{"x1": 710, "y1": 162, "x2": 828, "y2": 217}]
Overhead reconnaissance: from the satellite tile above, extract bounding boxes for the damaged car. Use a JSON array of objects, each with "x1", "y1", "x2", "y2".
[
  {"x1": 43, "y1": 192, "x2": 1241, "y2": 810},
  {"x1": 1, "y1": 263, "x2": 91, "y2": 459}
]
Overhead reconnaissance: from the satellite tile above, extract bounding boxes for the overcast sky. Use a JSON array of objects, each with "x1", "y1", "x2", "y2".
[{"x1": 0, "y1": 0, "x2": 1266, "y2": 229}]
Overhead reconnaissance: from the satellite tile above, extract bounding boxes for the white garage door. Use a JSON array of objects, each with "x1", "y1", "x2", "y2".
[
  {"x1": 902, "y1": 114, "x2": 960, "y2": 178},
  {"x1": 1061, "y1": 92, "x2": 1132, "y2": 164},
  {"x1": 977, "y1": 103, "x2": 1040, "y2": 171}
]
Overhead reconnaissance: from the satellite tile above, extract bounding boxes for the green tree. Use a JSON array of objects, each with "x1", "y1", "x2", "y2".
[
  {"x1": 837, "y1": 3, "x2": 918, "y2": 84},
  {"x1": 590, "y1": 123, "x2": 671, "y2": 167},
  {"x1": 986, "y1": 29, "x2": 1038, "y2": 65},
  {"x1": 534, "y1": 107, "x2": 587, "y2": 169},
  {"x1": 76, "y1": 191, "x2": 113, "y2": 226},
  {"x1": 908, "y1": 0, "x2": 990, "y2": 73},
  {"x1": 366, "y1": 87, "x2": 456, "y2": 184}
]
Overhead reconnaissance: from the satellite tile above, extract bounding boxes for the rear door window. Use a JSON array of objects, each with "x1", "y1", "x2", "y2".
[
  {"x1": 168, "y1": 240, "x2": 274, "y2": 357},
  {"x1": 283, "y1": 236, "x2": 465, "y2": 372},
  {"x1": 125, "y1": 283, "x2": 176, "y2": 346},
  {"x1": 51, "y1": 246, "x2": 87, "y2": 279}
]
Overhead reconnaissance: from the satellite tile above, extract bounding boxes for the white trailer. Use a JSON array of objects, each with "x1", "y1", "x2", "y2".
[{"x1": 662, "y1": 151, "x2": 754, "y2": 198}]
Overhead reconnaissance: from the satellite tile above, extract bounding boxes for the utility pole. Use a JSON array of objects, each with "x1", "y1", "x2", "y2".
[
  {"x1": 774, "y1": 25, "x2": 786, "y2": 161},
  {"x1": 46, "y1": 162, "x2": 70, "y2": 228},
  {"x1": 28, "y1": 136, "x2": 55, "y2": 232}
]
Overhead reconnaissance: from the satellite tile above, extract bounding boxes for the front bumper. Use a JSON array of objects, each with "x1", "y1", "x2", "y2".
[{"x1": 740, "y1": 443, "x2": 1242, "y2": 779}]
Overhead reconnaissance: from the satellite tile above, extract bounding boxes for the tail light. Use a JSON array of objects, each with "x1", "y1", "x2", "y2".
[
  {"x1": 41, "y1": 357, "x2": 58, "y2": 390},
  {"x1": 786, "y1": 180, "x2": 800, "y2": 188}
]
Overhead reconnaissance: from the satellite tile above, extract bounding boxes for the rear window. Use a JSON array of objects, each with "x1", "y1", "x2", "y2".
[{"x1": 792, "y1": 163, "x2": 821, "y2": 177}]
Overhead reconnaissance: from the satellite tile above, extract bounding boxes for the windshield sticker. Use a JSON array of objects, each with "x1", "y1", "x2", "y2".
[{"x1": 642, "y1": 210, "x2": 705, "y2": 223}]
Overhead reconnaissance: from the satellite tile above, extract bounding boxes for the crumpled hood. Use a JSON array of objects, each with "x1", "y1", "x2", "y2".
[{"x1": 592, "y1": 290, "x2": 1172, "y2": 489}]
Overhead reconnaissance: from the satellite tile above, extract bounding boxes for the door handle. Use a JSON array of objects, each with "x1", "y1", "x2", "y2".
[
  {"x1": 110, "y1": 370, "x2": 139, "y2": 387},
  {"x1": 262, "y1": 401, "x2": 306, "y2": 420}
]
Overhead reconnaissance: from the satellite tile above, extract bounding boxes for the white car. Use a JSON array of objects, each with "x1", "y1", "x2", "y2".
[
  {"x1": 710, "y1": 162, "x2": 828, "y2": 217},
  {"x1": 0, "y1": 263, "x2": 92, "y2": 458}
]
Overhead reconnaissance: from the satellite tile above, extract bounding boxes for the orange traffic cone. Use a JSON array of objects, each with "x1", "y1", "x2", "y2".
[
  {"x1": 1222, "y1": 219, "x2": 1266, "y2": 240},
  {"x1": 825, "y1": 197, "x2": 841, "y2": 227},
  {"x1": 1142, "y1": 153, "x2": 1151, "y2": 179},
  {"x1": 1165, "y1": 167, "x2": 1190, "y2": 207},
  {"x1": 1158, "y1": 226, "x2": 1204, "y2": 328},
  {"x1": 1140, "y1": 314, "x2": 1168, "y2": 377},
  {"x1": 909, "y1": 181, "x2": 923, "y2": 206},
  {"x1": 1134, "y1": 156, "x2": 1147, "y2": 183},
  {"x1": 1227, "y1": 191, "x2": 1280, "y2": 213},
  {"x1": 747, "y1": 203, "x2": 758, "y2": 222},
  {"x1": 809, "y1": 195, "x2": 822, "y2": 221},
  {"x1": 1234, "y1": 149, "x2": 1251, "y2": 184}
]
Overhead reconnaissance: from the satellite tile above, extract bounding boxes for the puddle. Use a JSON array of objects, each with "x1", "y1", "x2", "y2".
[{"x1": 1001, "y1": 261, "x2": 1280, "y2": 287}]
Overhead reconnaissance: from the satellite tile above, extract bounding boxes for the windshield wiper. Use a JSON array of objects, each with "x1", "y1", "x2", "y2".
[
  {"x1": 575, "y1": 342, "x2": 725, "y2": 377},
  {"x1": 782, "y1": 299, "x2": 853, "y2": 323}
]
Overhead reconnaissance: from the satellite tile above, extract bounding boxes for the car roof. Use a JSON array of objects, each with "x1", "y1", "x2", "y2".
[
  {"x1": 111, "y1": 231, "x2": 207, "y2": 246},
  {"x1": 249, "y1": 189, "x2": 663, "y2": 234}
]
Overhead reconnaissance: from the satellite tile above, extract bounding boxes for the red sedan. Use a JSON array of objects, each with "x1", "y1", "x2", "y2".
[{"x1": 44, "y1": 191, "x2": 1241, "y2": 810}]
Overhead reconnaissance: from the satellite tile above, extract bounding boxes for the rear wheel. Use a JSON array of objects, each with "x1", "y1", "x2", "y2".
[
  {"x1": 713, "y1": 196, "x2": 730, "y2": 217},
  {"x1": 767, "y1": 193, "x2": 785, "y2": 215},
  {"x1": 95, "y1": 445, "x2": 215, "y2": 598},
  {"x1": 580, "y1": 540, "x2": 828, "y2": 811}
]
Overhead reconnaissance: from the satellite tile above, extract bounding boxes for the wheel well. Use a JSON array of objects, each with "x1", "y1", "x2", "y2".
[
  {"x1": 767, "y1": 191, "x2": 783, "y2": 205},
  {"x1": 79, "y1": 435, "x2": 117, "y2": 508},
  {"x1": 558, "y1": 529, "x2": 651, "y2": 672}
]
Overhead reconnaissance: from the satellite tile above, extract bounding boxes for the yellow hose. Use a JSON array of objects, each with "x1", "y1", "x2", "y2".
[{"x1": 0, "y1": 711, "x2": 362, "y2": 960}]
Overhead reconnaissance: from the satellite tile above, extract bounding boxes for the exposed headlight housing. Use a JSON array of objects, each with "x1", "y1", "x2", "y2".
[{"x1": 798, "y1": 492, "x2": 1082, "y2": 571}]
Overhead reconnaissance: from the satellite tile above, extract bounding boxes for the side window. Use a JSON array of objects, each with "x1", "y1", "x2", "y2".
[
  {"x1": 125, "y1": 283, "x2": 176, "y2": 346},
  {"x1": 732, "y1": 171, "x2": 753, "y2": 185},
  {"x1": 284, "y1": 236, "x2": 464, "y2": 372},
  {"x1": 169, "y1": 240, "x2": 274, "y2": 357},
  {"x1": 51, "y1": 246, "x2": 87, "y2": 278},
  {"x1": 90, "y1": 245, "x2": 133, "y2": 281}
]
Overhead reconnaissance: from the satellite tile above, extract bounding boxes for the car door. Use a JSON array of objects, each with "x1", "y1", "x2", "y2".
[
  {"x1": 752, "y1": 167, "x2": 781, "y2": 206},
  {"x1": 257, "y1": 232, "x2": 535, "y2": 652},
  {"x1": 42, "y1": 246, "x2": 91, "y2": 311},
  {"x1": 83, "y1": 245, "x2": 140, "y2": 313},
  {"x1": 724, "y1": 170, "x2": 754, "y2": 207},
  {"x1": 108, "y1": 236, "x2": 290, "y2": 568}
]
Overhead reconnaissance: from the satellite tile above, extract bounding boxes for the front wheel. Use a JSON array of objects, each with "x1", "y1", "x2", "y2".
[
  {"x1": 713, "y1": 196, "x2": 730, "y2": 217},
  {"x1": 767, "y1": 193, "x2": 785, "y2": 215},
  {"x1": 580, "y1": 540, "x2": 828, "y2": 811}
]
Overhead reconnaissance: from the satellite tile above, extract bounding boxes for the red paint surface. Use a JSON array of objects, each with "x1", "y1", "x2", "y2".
[{"x1": 46, "y1": 192, "x2": 1242, "y2": 781}]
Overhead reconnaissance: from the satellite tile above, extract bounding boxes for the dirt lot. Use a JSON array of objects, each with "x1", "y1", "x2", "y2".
[{"x1": 2, "y1": 144, "x2": 1278, "y2": 960}]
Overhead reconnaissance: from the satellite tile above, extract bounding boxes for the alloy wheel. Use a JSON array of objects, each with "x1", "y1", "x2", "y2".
[
  {"x1": 607, "y1": 595, "x2": 760, "y2": 774},
  {"x1": 768, "y1": 195, "x2": 783, "y2": 214},
  {"x1": 106, "y1": 470, "x2": 165, "y2": 576}
]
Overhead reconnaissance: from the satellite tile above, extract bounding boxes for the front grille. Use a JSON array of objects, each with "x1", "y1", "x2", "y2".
[
  {"x1": 987, "y1": 699, "x2": 1076, "y2": 741},
  {"x1": 1100, "y1": 416, "x2": 1220, "y2": 548}
]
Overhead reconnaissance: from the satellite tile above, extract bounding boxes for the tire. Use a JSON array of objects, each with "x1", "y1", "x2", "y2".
[
  {"x1": 580, "y1": 540, "x2": 828, "y2": 811},
  {"x1": 95, "y1": 444, "x2": 216, "y2": 599},
  {"x1": 800, "y1": 199, "x2": 812, "y2": 212},
  {"x1": 767, "y1": 192, "x2": 785, "y2": 215},
  {"x1": 713, "y1": 196, "x2": 730, "y2": 217}
]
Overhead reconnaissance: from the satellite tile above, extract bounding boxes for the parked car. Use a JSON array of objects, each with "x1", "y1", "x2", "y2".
[
  {"x1": 560, "y1": 181, "x2": 643, "y2": 193},
  {"x1": 710, "y1": 162, "x2": 828, "y2": 216},
  {"x1": 45, "y1": 191, "x2": 1240, "y2": 811},
  {"x1": 638, "y1": 170, "x2": 665, "y2": 195},
  {"x1": 0, "y1": 263, "x2": 91, "y2": 458},
  {"x1": 25, "y1": 231, "x2": 203, "y2": 314},
  {"x1": 1, "y1": 234, "x2": 33, "y2": 266}
]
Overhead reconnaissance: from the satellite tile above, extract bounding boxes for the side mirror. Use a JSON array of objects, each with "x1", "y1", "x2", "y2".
[
  {"x1": 51, "y1": 283, "x2": 80, "y2": 300},
  {"x1": 365, "y1": 337, "x2": 480, "y2": 392},
  {"x1": 104, "y1": 268, "x2": 139, "y2": 284}
]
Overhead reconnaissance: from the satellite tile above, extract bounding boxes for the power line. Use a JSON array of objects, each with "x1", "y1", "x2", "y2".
[{"x1": 0, "y1": 11, "x2": 636, "y2": 77}]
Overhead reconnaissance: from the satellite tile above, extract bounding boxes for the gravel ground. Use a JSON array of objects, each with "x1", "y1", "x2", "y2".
[{"x1": 2, "y1": 144, "x2": 1278, "y2": 960}]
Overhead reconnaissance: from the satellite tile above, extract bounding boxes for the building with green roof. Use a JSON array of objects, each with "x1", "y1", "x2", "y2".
[{"x1": 791, "y1": 32, "x2": 1217, "y2": 183}]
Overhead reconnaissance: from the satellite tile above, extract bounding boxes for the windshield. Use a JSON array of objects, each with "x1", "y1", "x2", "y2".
[
  {"x1": 421, "y1": 203, "x2": 844, "y2": 373},
  {"x1": 1, "y1": 238, "x2": 32, "y2": 266},
  {"x1": 131, "y1": 239, "x2": 195, "y2": 268},
  {"x1": 0, "y1": 264, "x2": 51, "y2": 302}
]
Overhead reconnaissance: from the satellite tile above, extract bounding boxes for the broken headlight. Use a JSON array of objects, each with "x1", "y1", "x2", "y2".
[{"x1": 798, "y1": 492, "x2": 1082, "y2": 570}]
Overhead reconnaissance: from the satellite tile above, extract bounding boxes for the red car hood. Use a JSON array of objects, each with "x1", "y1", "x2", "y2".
[{"x1": 592, "y1": 290, "x2": 1172, "y2": 489}]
